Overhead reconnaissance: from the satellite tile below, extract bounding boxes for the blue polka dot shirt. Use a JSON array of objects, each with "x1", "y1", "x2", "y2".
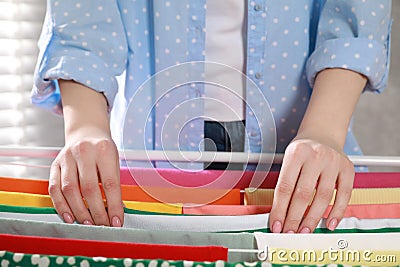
[{"x1": 32, "y1": 0, "x2": 392, "y2": 162}]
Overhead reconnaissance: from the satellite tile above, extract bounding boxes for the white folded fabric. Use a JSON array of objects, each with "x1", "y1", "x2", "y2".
[{"x1": 1, "y1": 207, "x2": 400, "y2": 232}]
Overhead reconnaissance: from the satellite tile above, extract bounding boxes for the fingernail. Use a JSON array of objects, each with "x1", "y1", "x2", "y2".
[
  {"x1": 287, "y1": 230, "x2": 295, "y2": 234},
  {"x1": 83, "y1": 220, "x2": 93, "y2": 225},
  {"x1": 300, "y1": 227, "x2": 311, "y2": 234},
  {"x1": 112, "y1": 216, "x2": 122, "y2": 227},
  {"x1": 62, "y1": 213, "x2": 74, "y2": 224},
  {"x1": 328, "y1": 218, "x2": 338, "y2": 231},
  {"x1": 272, "y1": 221, "x2": 282, "y2": 233}
]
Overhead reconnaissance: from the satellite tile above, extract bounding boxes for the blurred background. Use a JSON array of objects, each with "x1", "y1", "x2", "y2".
[{"x1": 0, "y1": 0, "x2": 399, "y2": 179}]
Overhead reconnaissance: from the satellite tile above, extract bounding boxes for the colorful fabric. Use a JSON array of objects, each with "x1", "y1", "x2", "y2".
[
  {"x1": 0, "y1": 190, "x2": 53, "y2": 208},
  {"x1": 0, "y1": 191, "x2": 182, "y2": 214},
  {"x1": 322, "y1": 203, "x2": 400, "y2": 219},
  {"x1": 11, "y1": 188, "x2": 400, "y2": 219},
  {"x1": 116, "y1": 186, "x2": 241, "y2": 205},
  {"x1": 183, "y1": 205, "x2": 272, "y2": 216},
  {"x1": 1, "y1": 249, "x2": 400, "y2": 267},
  {"x1": 3, "y1": 250, "x2": 398, "y2": 267},
  {"x1": 1, "y1": 205, "x2": 400, "y2": 234},
  {"x1": 1, "y1": 171, "x2": 399, "y2": 265},
  {"x1": 244, "y1": 188, "x2": 400, "y2": 205},
  {"x1": 1, "y1": 212, "x2": 400, "y2": 263},
  {"x1": 0, "y1": 217, "x2": 256, "y2": 262},
  {"x1": 0, "y1": 176, "x2": 49, "y2": 194},
  {"x1": 0, "y1": 176, "x2": 240, "y2": 205},
  {"x1": 1, "y1": 172, "x2": 399, "y2": 197},
  {"x1": 120, "y1": 168, "x2": 400, "y2": 189},
  {"x1": 183, "y1": 203, "x2": 400, "y2": 219},
  {"x1": 0, "y1": 205, "x2": 270, "y2": 233},
  {"x1": 0, "y1": 234, "x2": 228, "y2": 261}
]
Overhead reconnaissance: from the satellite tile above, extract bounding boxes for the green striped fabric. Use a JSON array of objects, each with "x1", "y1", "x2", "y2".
[
  {"x1": 1, "y1": 204, "x2": 400, "y2": 234},
  {"x1": 1, "y1": 204, "x2": 400, "y2": 263}
]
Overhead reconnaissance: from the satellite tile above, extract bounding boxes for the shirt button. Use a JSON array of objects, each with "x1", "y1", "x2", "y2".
[
  {"x1": 254, "y1": 4, "x2": 262, "y2": 11},
  {"x1": 255, "y1": 72, "x2": 262, "y2": 79}
]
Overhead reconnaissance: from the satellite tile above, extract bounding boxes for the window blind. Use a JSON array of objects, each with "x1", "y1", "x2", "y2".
[{"x1": 0, "y1": 0, "x2": 64, "y2": 179}]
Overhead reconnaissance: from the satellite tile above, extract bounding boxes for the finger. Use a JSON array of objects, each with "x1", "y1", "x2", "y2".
[
  {"x1": 60, "y1": 152, "x2": 94, "y2": 225},
  {"x1": 298, "y1": 167, "x2": 338, "y2": 233},
  {"x1": 96, "y1": 140, "x2": 124, "y2": 227},
  {"x1": 282, "y1": 162, "x2": 320, "y2": 233},
  {"x1": 269, "y1": 151, "x2": 303, "y2": 233},
  {"x1": 74, "y1": 143, "x2": 110, "y2": 226},
  {"x1": 48, "y1": 161, "x2": 74, "y2": 224},
  {"x1": 326, "y1": 162, "x2": 354, "y2": 231}
]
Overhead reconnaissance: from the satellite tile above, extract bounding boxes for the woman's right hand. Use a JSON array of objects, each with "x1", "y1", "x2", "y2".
[{"x1": 49, "y1": 80, "x2": 124, "y2": 227}]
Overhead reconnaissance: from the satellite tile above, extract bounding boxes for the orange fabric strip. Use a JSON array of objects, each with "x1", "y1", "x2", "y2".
[
  {"x1": 117, "y1": 186, "x2": 240, "y2": 205},
  {"x1": 0, "y1": 176, "x2": 48, "y2": 195},
  {"x1": 0, "y1": 177, "x2": 240, "y2": 205}
]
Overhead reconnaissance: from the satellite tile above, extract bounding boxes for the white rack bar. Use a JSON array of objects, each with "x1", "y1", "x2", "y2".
[{"x1": 0, "y1": 146, "x2": 399, "y2": 167}]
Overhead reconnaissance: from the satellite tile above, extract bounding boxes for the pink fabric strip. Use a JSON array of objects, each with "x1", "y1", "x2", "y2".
[
  {"x1": 183, "y1": 205, "x2": 271, "y2": 215},
  {"x1": 120, "y1": 168, "x2": 400, "y2": 189},
  {"x1": 183, "y1": 203, "x2": 400, "y2": 219}
]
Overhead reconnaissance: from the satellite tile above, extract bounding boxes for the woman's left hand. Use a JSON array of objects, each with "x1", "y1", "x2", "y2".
[
  {"x1": 269, "y1": 137, "x2": 354, "y2": 233},
  {"x1": 268, "y1": 68, "x2": 366, "y2": 233}
]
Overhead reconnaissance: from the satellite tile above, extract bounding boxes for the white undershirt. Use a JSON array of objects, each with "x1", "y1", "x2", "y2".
[{"x1": 204, "y1": 0, "x2": 246, "y2": 122}]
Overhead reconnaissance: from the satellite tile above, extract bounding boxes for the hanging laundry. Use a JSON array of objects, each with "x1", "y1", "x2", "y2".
[
  {"x1": 244, "y1": 188, "x2": 400, "y2": 206},
  {"x1": 0, "y1": 234, "x2": 228, "y2": 261},
  {"x1": 0, "y1": 176, "x2": 240, "y2": 205},
  {"x1": 0, "y1": 217, "x2": 257, "y2": 262},
  {"x1": 0, "y1": 204, "x2": 270, "y2": 232},
  {"x1": 183, "y1": 203, "x2": 400, "y2": 219},
  {"x1": 1, "y1": 205, "x2": 400, "y2": 234},
  {"x1": 120, "y1": 168, "x2": 400, "y2": 189},
  {"x1": 0, "y1": 191, "x2": 182, "y2": 214}
]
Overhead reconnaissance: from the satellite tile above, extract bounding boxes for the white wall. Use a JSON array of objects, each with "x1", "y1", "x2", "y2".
[{"x1": 353, "y1": 0, "x2": 400, "y2": 171}]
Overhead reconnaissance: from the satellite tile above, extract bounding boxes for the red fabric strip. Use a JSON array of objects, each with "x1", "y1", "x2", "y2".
[{"x1": 0, "y1": 234, "x2": 228, "y2": 261}]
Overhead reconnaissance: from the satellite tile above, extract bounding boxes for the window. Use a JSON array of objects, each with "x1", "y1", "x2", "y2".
[{"x1": 0, "y1": 0, "x2": 64, "y2": 179}]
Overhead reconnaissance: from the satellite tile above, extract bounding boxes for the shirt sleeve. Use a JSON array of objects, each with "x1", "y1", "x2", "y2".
[
  {"x1": 306, "y1": 0, "x2": 392, "y2": 93},
  {"x1": 31, "y1": 0, "x2": 128, "y2": 114}
]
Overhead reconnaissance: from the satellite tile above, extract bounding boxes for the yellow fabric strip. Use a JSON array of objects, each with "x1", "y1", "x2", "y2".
[
  {"x1": 123, "y1": 201, "x2": 181, "y2": 214},
  {"x1": 245, "y1": 188, "x2": 400, "y2": 205},
  {"x1": 0, "y1": 190, "x2": 54, "y2": 207},
  {"x1": 0, "y1": 191, "x2": 182, "y2": 214},
  {"x1": 262, "y1": 248, "x2": 400, "y2": 266}
]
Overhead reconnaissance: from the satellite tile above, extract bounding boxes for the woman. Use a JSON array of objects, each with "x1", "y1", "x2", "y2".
[{"x1": 32, "y1": 0, "x2": 392, "y2": 232}]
